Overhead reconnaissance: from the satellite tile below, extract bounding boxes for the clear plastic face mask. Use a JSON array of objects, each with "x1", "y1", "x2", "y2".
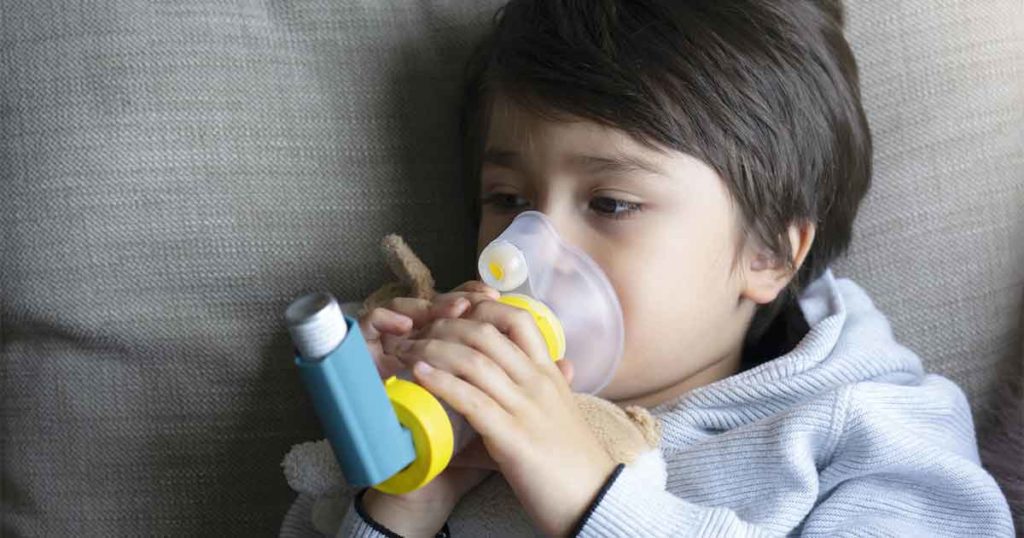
[{"x1": 477, "y1": 211, "x2": 625, "y2": 394}]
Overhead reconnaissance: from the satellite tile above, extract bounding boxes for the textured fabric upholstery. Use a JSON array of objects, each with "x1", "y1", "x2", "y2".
[{"x1": 834, "y1": 0, "x2": 1024, "y2": 414}]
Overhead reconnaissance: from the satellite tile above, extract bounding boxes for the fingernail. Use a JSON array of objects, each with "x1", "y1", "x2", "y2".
[{"x1": 414, "y1": 361, "x2": 434, "y2": 375}]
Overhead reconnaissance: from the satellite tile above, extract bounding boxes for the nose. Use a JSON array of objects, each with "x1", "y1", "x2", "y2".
[{"x1": 529, "y1": 202, "x2": 586, "y2": 254}]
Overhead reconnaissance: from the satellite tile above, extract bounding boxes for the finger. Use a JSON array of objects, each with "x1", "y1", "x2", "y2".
[
  {"x1": 380, "y1": 333, "x2": 408, "y2": 358},
  {"x1": 398, "y1": 337, "x2": 525, "y2": 413},
  {"x1": 428, "y1": 294, "x2": 473, "y2": 319},
  {"x1": 453, "y1": 280, "x2": 501, "y2": 300},
  {"x1": 373, "y1": 352, "x2": 406, "y2": 380},
  {"x1": 412, "y1": 317, "x2": 538, "y2": 388},
  {"x1": 392, "y1": 295, "x2": 471, "y2": 325},
  {"x1": 411, "y1": 360, "x2": 511, "y2": 442},
  {"x1": 465, "y1": 300, "x2": 553, "y2": 368},
  {"x1": 378, "y1": 295, "x2": 488, "y2": 357},
  {"x1": 362, "y1": 307, "x2": 413, "y2": 340},
  {"x1": 382, "y1": 297, "x2": 435, "y2": 328},
  {"x1": 430, "y1": 291, "x2": 498, "y2": 318},
  {"x1": 383, "y1": 294, "x2": 487, "y2": 330}
]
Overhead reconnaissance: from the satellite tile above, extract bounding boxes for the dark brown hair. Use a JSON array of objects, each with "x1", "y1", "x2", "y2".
[{"x1": 460, "y1": 0, "x2": 872, "y2": 343}]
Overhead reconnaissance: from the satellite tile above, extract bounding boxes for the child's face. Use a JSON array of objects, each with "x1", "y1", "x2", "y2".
[{"x1": 477, "y1": 96, "x2": 760, "y2": 406}]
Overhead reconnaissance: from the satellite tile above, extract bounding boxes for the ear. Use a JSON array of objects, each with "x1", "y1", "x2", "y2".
[{"x1": 741, "y1": 221, "x2": 816, "y2": 305}]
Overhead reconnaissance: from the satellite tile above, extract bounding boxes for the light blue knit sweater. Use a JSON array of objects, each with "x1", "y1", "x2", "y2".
[{"x1": 282, "y1": 269, "x2": 1014, "y2": 537}]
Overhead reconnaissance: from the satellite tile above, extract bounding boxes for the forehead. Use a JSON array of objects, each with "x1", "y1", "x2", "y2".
[
  {"x1": 483, "y1": 94, "x2": 673, "y2": 169},
  {"x1": 480, "y1": 94, "x2": 740, "y2": 221}
]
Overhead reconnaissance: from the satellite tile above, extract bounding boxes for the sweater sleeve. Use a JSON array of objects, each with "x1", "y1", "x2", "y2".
[
  {"x1": 337, "y1": 489, "x2": 450, "y2": 538},
  {"x1": 577, "y1": 375, "x2": 1014, "y2": 537},
  {"x1": 574, "y1": 463, "x2": 777, "y2": 537}
]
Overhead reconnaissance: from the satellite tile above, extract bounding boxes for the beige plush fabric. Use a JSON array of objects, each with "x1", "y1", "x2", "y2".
[{"x1": 1, "y1": 0, "x2": 1021, "y2": 535}]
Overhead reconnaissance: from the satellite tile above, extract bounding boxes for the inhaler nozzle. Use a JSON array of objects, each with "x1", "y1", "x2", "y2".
[{"x1": 477, "y1": 211, "x2": 625, "y2": 394}]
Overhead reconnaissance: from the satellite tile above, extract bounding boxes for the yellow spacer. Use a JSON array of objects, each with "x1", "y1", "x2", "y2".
[
  {"x1": 373, "y1": 376, "x2": 454, "y2": 495},
  {"x1": 497, "y1": 294, "x2": 566, "y2": 362}
]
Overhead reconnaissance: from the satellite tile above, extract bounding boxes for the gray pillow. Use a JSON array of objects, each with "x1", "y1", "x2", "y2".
[{"x1": 1, "y1": 0, "x2": 1021, "y2": 535}]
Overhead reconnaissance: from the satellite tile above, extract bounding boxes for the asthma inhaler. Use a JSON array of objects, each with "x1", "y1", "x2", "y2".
[
  {"x1": 285, "y1": 292, "x2": 472, "y2": 495},
  {"x1": 285, "y1": 211, "x2": 625, "y2": 494}
]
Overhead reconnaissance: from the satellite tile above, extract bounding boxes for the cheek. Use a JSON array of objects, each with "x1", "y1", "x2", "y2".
[
  {"x1": 595, "y1": 225, "x2": 693, "y2": 348},
  {"x1": 599, "y1": 212, "x2": 741, "y2": 362},
  {"x1": 610, "y1": 243, "x2": 701, "y2": 351},
  {"x1": 600, "y1": 217, "x2": 722, "y2": 321}
]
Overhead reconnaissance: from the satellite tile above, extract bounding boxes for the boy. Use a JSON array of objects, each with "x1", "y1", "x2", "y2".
[{"x1": 290, "y1": 0, "x2": 1014, "y2": 536}]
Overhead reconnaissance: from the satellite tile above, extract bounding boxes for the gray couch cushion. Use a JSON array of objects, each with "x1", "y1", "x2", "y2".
[
  {"x1": 1, "y1": 0, "x2": 1021, "y2": 535},
  {"x1": 0, "y1": 1, "x2": 502, "y2": 535}
]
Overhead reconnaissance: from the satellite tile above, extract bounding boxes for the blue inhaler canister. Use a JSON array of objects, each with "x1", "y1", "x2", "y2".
[{"x1": 284, "y1": 292, "x2": 416, "y2": 487}]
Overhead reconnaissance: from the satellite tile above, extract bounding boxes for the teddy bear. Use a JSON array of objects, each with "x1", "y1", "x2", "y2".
[{"x1": 281, "y1": 235, "x2": 665, "y2": 534}]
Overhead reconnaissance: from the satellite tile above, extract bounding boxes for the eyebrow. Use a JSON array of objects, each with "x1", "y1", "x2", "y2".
[{"x1": 482, "y1": 147, "x2": 665, "y2": 178}]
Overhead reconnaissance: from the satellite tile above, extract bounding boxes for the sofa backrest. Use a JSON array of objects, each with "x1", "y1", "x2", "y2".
[{"x1": 835, "y1": 0, "x2": 1024, "y2": 415}]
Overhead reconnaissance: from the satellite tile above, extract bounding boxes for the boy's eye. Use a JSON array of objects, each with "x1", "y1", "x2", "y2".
[
  {"x1": 481, "y1": 192, "x2": 529, "y2": 211},
  {"x1": 589, "y1": 196, "x2": 643, "y2": 219},
  {"x1": 482, "y1": 193, "x2": 642, "y2": 220}
]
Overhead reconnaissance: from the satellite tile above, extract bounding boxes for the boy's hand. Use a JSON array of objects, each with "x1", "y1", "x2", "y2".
[
  {"x1": 358, "y1": 281, "x2": 500, "y2": 379},
  {"x1": 394, "y1": 300, "x2": 619, "y2": 536},
  {"x1": 360, "y1": 454, "x2": 491, "y2": 538},
  {"x1": 357, "y1": 281, "x2": 501, "y2": 537}
]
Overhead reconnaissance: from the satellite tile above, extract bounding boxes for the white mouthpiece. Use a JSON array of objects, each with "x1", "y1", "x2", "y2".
[{"x1": 478, "y1": 240, "x2": 529, "y2": 292}]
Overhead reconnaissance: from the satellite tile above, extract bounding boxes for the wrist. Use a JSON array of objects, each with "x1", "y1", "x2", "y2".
[
  {"x1": 568, "y1": 462, "x2": 626, "y2": 536},
  {"x1": 359, "y1": 488, "x2": 453, "y2": 538}
]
